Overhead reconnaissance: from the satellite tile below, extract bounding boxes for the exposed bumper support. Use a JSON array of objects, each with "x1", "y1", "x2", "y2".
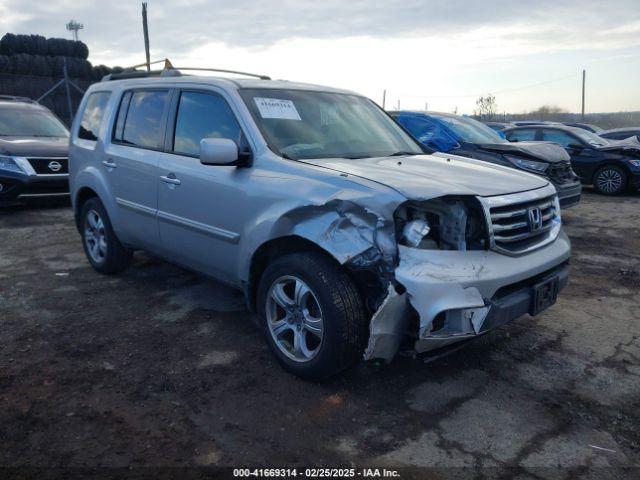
[{"x1": 365, "y1": 231, "x2": 572, "y2": 362}]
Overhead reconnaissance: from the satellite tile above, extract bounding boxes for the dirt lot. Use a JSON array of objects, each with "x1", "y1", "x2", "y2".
[{"x1": 1, "y1": 189, "x2": 639, "y2": 477}]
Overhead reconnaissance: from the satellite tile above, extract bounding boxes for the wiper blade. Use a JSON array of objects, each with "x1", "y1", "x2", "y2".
[{"x1": 387, "y1": 151, "x2": 421, "y2": 157}]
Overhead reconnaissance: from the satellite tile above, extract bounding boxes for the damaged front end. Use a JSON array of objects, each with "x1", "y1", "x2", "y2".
[
  {"x1": 364, "y1": 196, "x2": 492, "y2": 361},
  {"x1": 265, "y1": 185, "x2": 569, "y2": 364}
]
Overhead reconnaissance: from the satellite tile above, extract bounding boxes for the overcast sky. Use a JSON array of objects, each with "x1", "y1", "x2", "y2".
[{"x1": 1, "y1": 0, "x2": 639, "y2": 114}]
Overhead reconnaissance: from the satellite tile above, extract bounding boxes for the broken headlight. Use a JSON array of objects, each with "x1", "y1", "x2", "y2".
[
  {"x1": 505, "y1": 155, "x2": 549, "y2": 174},
  {"x1": 395, "y1": 197, "x2": 487, "y2": 251}
]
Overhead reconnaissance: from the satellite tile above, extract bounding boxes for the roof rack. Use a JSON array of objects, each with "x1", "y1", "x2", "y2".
[
  {"x1": 101, "y1": 58, "x2": 271, "y2": 82},
  {"x1": 0, "y1": 95, "x2": 37, "y2": 104}
]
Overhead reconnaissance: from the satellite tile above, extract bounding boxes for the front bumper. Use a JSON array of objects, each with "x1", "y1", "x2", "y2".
[
  {"x1": 0, "y1": 170, "x2": 69, "y2": 203},
  {"x1": 554, "y1": 179, "x2": 582, "y2": 209},
  {"x1": 365, "y1": 231, "x2": 571, "y2": 361}
]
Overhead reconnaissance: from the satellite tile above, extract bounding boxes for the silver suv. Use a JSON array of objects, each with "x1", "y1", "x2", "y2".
[{"x1": 69, "y1": 68, "x2": 571, "y2": 379}]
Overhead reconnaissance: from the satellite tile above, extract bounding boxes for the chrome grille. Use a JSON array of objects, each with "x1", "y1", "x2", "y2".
[{"x1": 484, "y1": 185, "x2": 561, "y2": 255}]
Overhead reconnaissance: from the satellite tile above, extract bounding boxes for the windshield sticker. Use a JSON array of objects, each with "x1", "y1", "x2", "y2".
[{"x1": 254, "y1": 98, "x2": 301, "y2": 120}]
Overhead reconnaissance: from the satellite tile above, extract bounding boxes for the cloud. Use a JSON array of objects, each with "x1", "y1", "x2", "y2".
[{"x1": 2, "y1": 0, "x2": 639, "y2": 59}]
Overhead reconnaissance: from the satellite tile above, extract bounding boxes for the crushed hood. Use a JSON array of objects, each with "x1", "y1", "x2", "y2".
[
  {"x1": 300, "y1": 154, "x2": 548, "y2": 199},
  {"x1": 0, "y1": 136, "x2": 69, "y2": 157},
  {"x1": 475, "y1": 141, "x2": 570, "y2": 163},
  {"x1": 596, "y1": 137, "x2": 640, "y2": 155}
]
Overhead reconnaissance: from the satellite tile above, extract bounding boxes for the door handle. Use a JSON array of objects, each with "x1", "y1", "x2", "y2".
[
  {"x1": 160, "y1": 175, "x2": 181, "y2": 186},
  {"x1": 102, "y1": 159, "x2": 117, "y2": 169}
]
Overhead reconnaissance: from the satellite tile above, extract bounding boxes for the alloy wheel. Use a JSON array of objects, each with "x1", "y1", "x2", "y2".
[
  {"x1": 84, "y1": 209, "x2": 107, "y2": 264},
  {"x1": 596, "y1": 168, "x2": 623, "y2": 193},
  {"x1": 265, "y1": 275, "x2": 324, "y2": 363}
]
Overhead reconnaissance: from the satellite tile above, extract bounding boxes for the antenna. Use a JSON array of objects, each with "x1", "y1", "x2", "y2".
[{"x1": 66, "y1": 20, "x2": 84, "y2": 41}]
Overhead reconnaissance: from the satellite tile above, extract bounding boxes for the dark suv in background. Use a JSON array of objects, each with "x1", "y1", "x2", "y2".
[
  {"x1": 0, "y1": 96, "x2": 70, "y2": 204},
  {"x1": 504, "y1": 124, "x2": 640, "y2": 195},
  {"x1": 392, "y1": 111, "x2": 582, "y2": 208}
]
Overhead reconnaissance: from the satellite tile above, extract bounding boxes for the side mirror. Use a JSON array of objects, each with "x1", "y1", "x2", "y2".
[{"x1": 200, "y1": 138, "x2": 241, "y2": 166}]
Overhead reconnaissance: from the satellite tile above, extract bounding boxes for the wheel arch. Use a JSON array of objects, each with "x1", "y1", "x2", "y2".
[
  {"x1": 245, "y1": 235, "x2": 377, "y2": 314},
  {"x1": 590, "y1": 160, "x2": 631, "y2": 186},
  {"x1": 74, "y1": 186, "x2": 99, "y2": 229}
]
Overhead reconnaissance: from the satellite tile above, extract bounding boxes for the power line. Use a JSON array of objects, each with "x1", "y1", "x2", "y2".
[{"x1": 395, "y1": 72, "x2": 578, "y2": 99}]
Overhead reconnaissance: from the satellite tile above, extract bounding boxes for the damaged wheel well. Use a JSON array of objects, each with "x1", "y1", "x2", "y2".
[{"x1": 246, "y1": 235, "x2": 379, "y2": 314}]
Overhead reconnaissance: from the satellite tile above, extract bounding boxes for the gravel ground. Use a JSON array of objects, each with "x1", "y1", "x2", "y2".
[{"x1": 1, "y1": 189, "x2": 639, "y2": 477}]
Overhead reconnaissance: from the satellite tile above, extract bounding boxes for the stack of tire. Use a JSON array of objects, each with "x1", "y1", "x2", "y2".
[{"x1": 0, "y1": 33, "x2": 122, "y2": 124}]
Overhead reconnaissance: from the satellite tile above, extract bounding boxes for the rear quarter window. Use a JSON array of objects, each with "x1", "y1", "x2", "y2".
[{"x1": 77, "y1": 91, "x2": 111, "y2": 141}]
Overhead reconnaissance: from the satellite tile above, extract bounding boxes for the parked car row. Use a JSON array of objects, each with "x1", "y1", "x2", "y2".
[
  {"x1": 503, "y1": 124, "x2": 640, "y2": 195},
  {"x1": 390, "y1": 111, "x2": 582, "y2": 207}
]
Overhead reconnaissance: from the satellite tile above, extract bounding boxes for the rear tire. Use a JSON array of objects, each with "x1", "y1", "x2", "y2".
[
  {"x1": 257, "y1": 252, "x2": 367, "y2": 380},
  {"x1": 593, "y1": 165, "x2": 627, "y2": 195},
  {"x1": 80, "y1": 197, "x2": 132, "y2": 274}
]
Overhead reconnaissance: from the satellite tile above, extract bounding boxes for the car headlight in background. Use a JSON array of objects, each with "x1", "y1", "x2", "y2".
[
  {"x1": 0, "y1": 155, "x2": 28, "y2": 174},
  {"x1": 628, "y1": 160, "x2": 640, "y2": 168},
  {"x1": 505, "y1": 155, "x2": 549, "y2": 174}
]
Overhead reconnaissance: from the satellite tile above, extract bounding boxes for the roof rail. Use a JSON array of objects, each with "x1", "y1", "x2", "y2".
[
  {"x1": 101, "y1": 69, "x2": 181, "y2": 82},
  {"x1": 101, "y1": 58, "x2": 271, "y2": 82},
  {"x1": 170, "y1": 67, "x2": 271, "y2": 80},
  {"x1": 0, "y1": 95, "x2": 37, "y2": 104}
]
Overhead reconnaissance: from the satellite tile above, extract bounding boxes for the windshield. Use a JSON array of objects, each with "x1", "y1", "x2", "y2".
[
  {"x1": 433, "y1": 114, "x2": 506, "y2": 144},
  {"x1": 239, "y1": 89, "x2": 423, "y2": 159},
  {"x1": 0, "y1": 107, "x2": 69, "y2": 137},
  {"x1": 571, "y1": 128, "x2": 609, "y2": 147}
]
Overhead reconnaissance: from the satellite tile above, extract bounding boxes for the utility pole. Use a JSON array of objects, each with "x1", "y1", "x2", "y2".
[
  {"x1": 382, "y1": 89, "x2": 386, "y2": 109},
  {"x1": 142, "y1": 3, "x2": 151, "y2": 71},
  {"x1": 581, "y1": 69, "x2": 586, "y2": 121}
]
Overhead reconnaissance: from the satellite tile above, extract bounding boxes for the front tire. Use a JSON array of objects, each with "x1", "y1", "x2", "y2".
[
  {"x1": 80, "y1": 197, "x2": 132, "y2": 274},
  {"x1": 257, "y1": 252, "x2": 367, "y2": 380},
  {"x1": 593, "y1": 165, "x2": 627, "y2": 195}
]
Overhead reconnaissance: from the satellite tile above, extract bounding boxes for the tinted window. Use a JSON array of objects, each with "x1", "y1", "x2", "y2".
[
  {"x1": 541, "y1": 129, "x2": 577, "y2": 147},
  {"x1": 113, "y1": 91, "x2": 132, "y2": 142},
  {"x1": 173, "y1": 91, "x2": 242, "y2": 156},
  {"x1": 77, "y1": 92, "x2": 110, "y2": 141},
  {"x1": 119, "y1": 90, "x2": 169, "y2": 149},
  {"x1": 506, "y1": 129, "x2": 536, "y2": 142},
  {"x1": 603, "y1": 131, "x2": 637, "y2": 141}
]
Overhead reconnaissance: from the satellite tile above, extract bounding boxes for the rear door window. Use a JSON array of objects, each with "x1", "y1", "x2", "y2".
[
  {"x1": 78, "y1": 91, "x2": 111, "y2": 141},
  {"x1": 541, "y1": 129, "x2": 576, "y2": 147},
  {"x1": 506, "y1": 128, "x2": 536, "y2": 142},
  {"x1": 172, "y1": 91, "x2": 242, "y2": 157},
  {"x1": 115, "y1": 90, "x2": 169, "y2": 150}
]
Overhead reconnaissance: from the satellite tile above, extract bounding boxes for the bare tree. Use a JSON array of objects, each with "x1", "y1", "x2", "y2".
[
  {"x1": 474, "y1": 94, "x2": 497, "y2": 120},
  {"x1": 528, "y1": 105, "x2": 568, "y2": 121}
]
